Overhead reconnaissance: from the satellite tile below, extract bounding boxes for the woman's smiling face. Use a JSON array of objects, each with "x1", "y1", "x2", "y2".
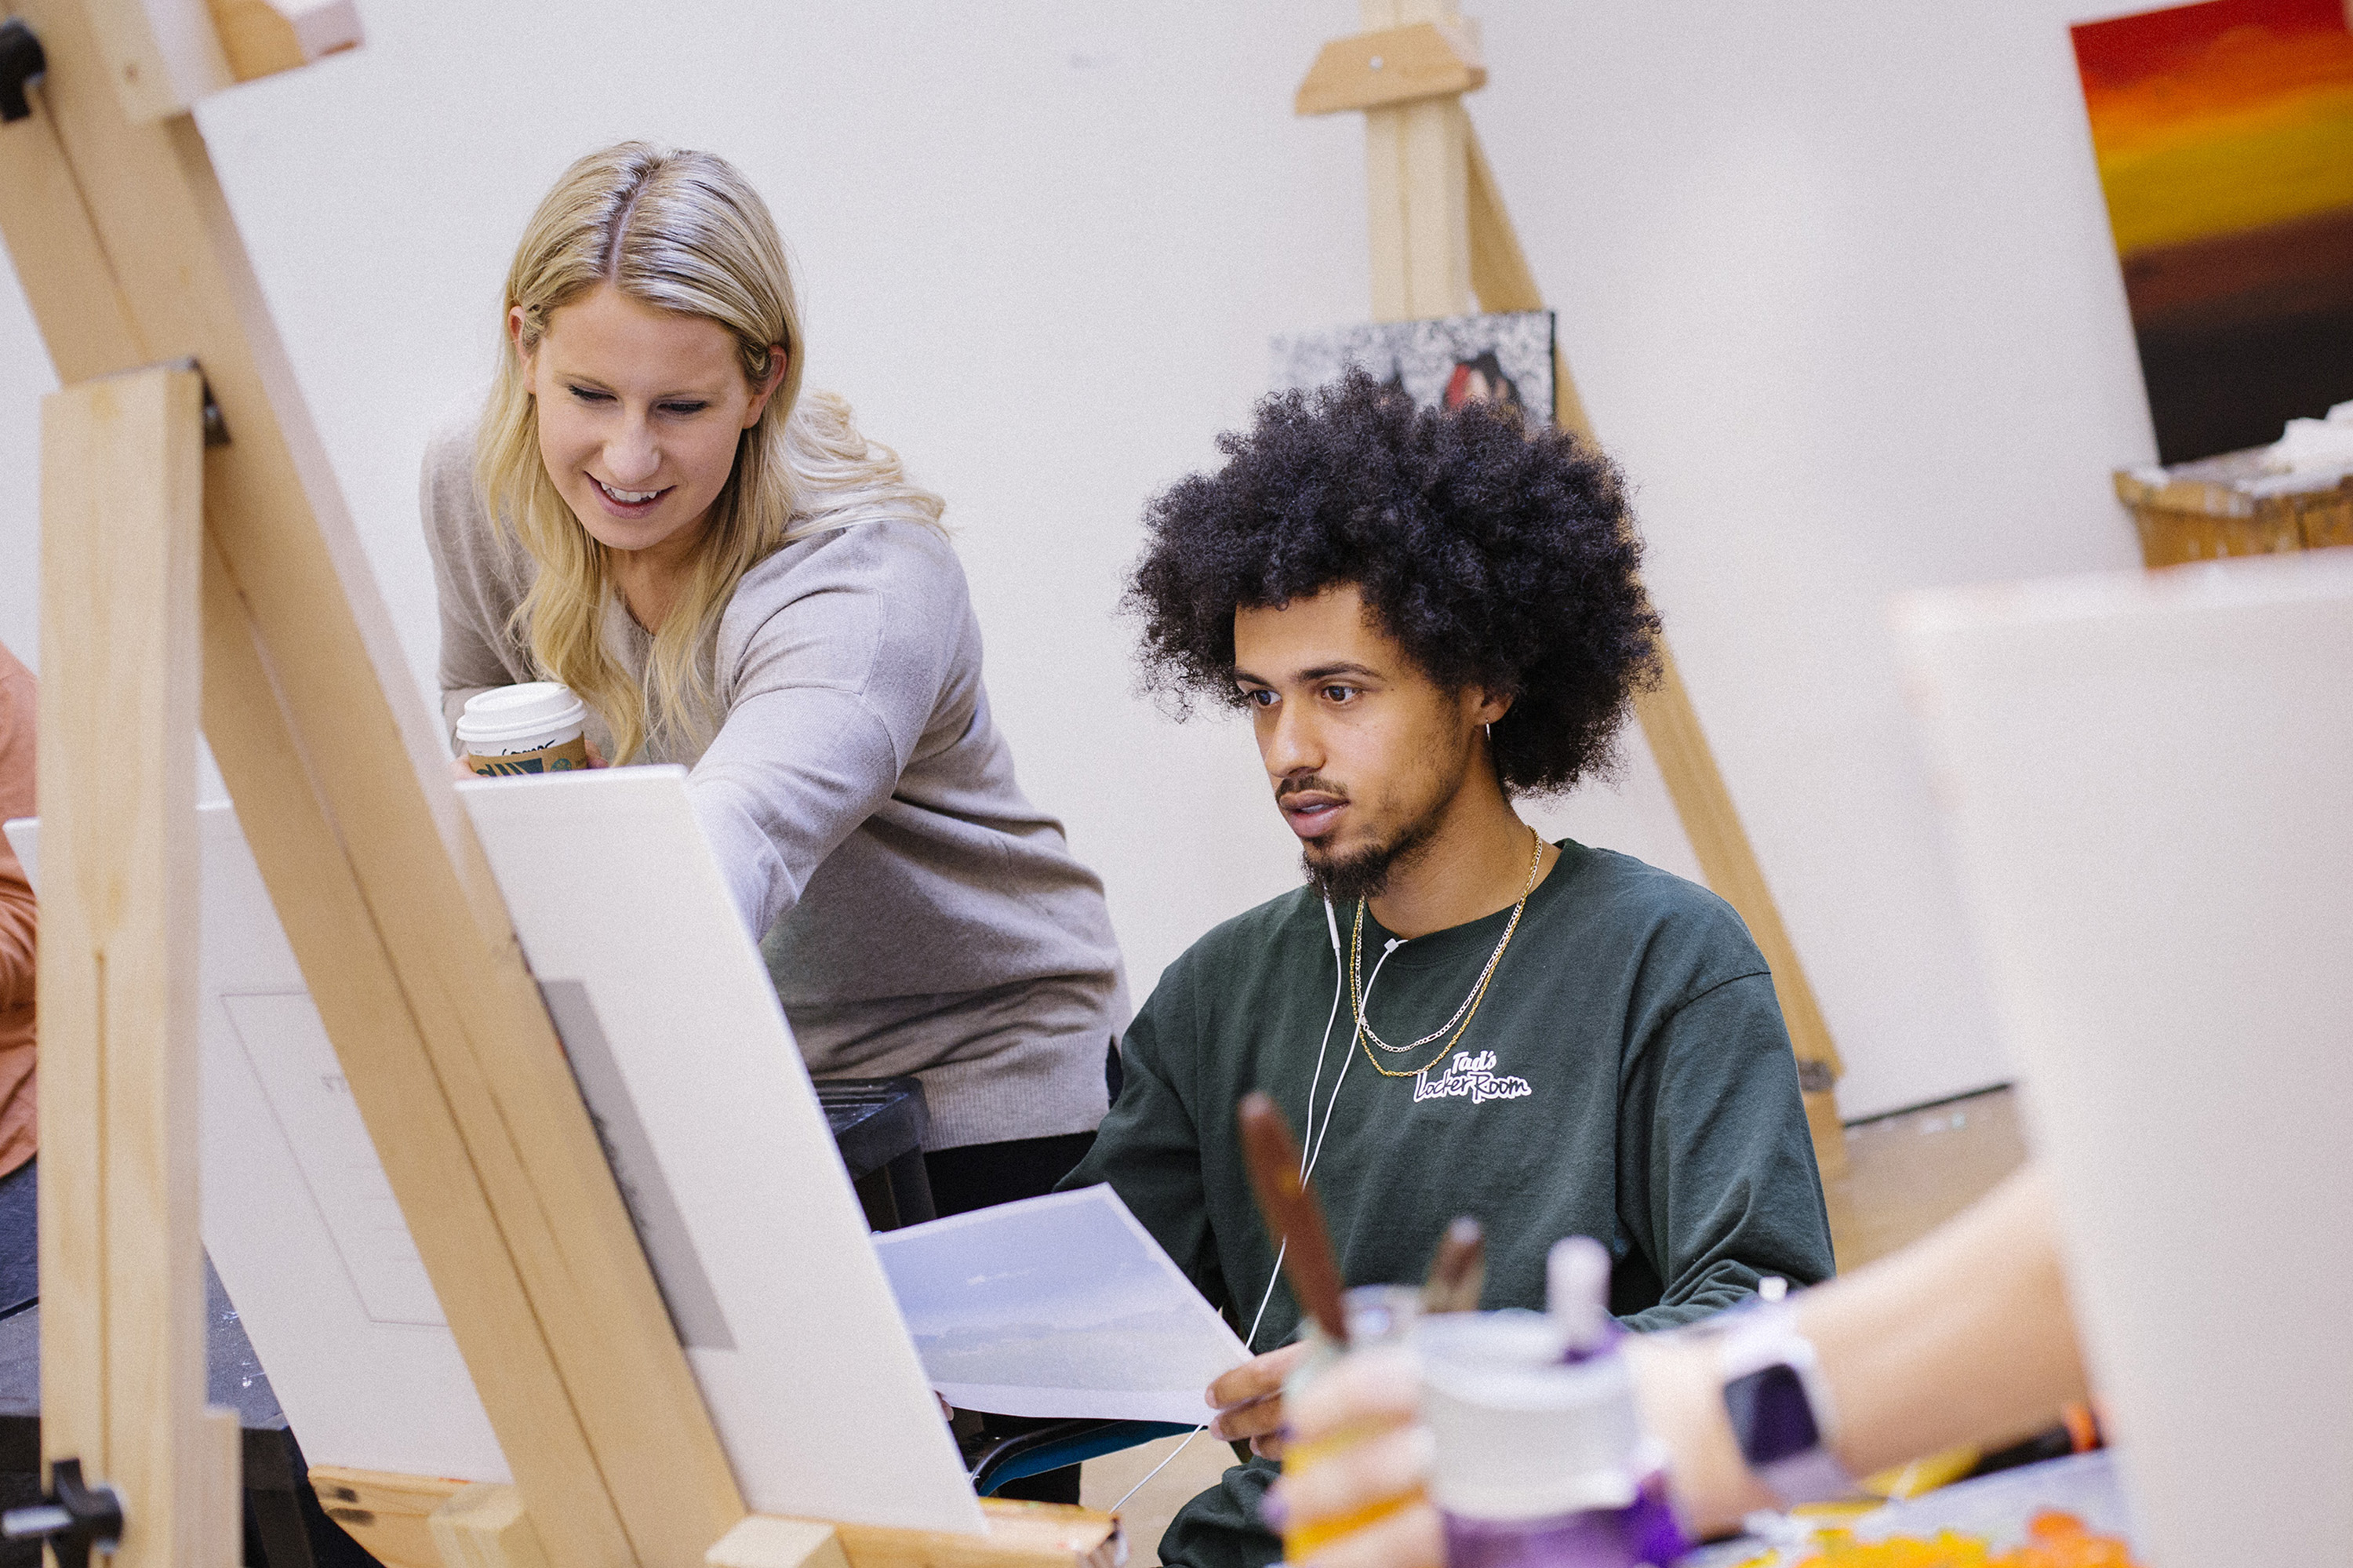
[{"x1": 515, "y1": 283, "x2": 784, "y2": 562}]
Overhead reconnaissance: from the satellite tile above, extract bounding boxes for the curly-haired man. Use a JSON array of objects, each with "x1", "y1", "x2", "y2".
[{"x1": 1060, "y1": 373, "x2": 1833, "y2": 1568}]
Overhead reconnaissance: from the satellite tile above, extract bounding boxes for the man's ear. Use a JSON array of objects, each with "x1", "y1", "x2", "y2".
[{"x1": 1471, "y1": 688, "x2": 1515, "y2": 728}]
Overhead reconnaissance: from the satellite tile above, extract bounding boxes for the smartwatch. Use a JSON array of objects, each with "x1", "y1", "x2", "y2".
[{"x1": 1715, "y1": 1279, "x2": 1855, "y2": 1507}]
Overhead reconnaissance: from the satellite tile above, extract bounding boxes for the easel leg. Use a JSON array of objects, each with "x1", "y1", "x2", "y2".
[
  {"x1": 1457, "y1": 121, "x2": 1849, "y2": 1173},
  {"x1": 35, "y1": 364, "x2": 239, "y2": 1566},
  {"x1": 429, "y1": 1483, "x2": 555, "y2": 1568}
]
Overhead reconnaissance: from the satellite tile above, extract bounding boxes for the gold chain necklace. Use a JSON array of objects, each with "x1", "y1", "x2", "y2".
[{"x1": 1349, "y1": 827, "x2": 1545, "y2": 1079}]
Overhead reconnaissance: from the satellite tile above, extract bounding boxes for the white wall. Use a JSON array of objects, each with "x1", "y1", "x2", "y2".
[{"x1": 0, "y1": 1, "x2": 2153, "y2": 1120}]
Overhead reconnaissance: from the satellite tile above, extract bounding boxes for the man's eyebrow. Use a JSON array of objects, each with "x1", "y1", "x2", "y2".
[{"x1": 1232, "y1": 660, "x2": 1384, "y2": 686}]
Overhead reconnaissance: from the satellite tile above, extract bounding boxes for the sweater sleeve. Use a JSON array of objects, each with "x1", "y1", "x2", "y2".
[
  {"x1": 686, "y1": 526, "x2": 965, "y2": 936},
  {"x1": 420, "y1": 422, "x2": 529, "y2": 748},
  {"x1": 1055, "y1": 967, "x2": 1225, "y2": 1310},
  {"x1": 1616, "y1": 971, "x2": 1835, "y2": 1331},
  {"x1": 0, "y1": 661, "x2": 35, "y2": 1013}
]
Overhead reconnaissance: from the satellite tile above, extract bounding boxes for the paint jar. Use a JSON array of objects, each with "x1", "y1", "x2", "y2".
[
  {"x1": 1418, "y1": 1312, "x2": 1685, "y2": 1568},
  {"x1": 1278, "y1": 1286, "x2": 1426, "y2": 1558},
  {"x1": 456, "y1": 682, "x2": 591, "y2": 776}
]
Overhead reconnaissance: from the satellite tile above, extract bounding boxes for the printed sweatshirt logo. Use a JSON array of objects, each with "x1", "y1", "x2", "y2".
[{"x1": 1413, "y1": 1048, "x2": 1532, "y2": 1105}]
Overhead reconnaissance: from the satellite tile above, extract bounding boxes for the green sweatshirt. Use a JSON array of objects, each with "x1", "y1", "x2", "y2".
[{"x1": 1060, "y1": 839, "x2": 1833, "y2": 1568}]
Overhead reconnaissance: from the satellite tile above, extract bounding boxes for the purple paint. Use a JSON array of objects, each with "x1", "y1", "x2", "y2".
[{"x1": 1440, "y1": 1471, "x2": 1686, "y2": 1568}]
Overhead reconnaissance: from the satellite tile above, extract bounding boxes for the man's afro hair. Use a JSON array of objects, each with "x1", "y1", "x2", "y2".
[{"x1": 1124, "y1": 369, "x2": 1660, "y2": 798}]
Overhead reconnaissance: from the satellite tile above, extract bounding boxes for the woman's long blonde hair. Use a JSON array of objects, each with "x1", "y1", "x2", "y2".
[{"x1": 477, "y1": 141, "x2": 944, "y2": 762}]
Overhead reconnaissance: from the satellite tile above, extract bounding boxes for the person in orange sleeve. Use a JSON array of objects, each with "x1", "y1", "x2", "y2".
[{"x1": 0, "y1": 638, "x2": 35, "y2": 1312}]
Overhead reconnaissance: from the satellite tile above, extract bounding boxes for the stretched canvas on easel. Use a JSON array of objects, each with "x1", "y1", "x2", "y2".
[
  {"x1": 1896, "y1": 551, "x2": 2353, "y2": 1568},
  {"x1": 2069, "y1": 0, "x2": 2353, "y2": 460},
  {"x1": 7, "y1": 772, "x2": 986, "y2": 1533}
]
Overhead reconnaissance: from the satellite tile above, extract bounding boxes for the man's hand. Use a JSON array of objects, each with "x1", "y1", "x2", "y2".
[{"x1": 1206, "y1": 1340, "x2": 1311, "y2": 1458}]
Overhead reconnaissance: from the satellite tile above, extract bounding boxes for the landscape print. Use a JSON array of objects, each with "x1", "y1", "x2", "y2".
[{"x1": 2071, "y1": 0, "x2": 2353, "y2": 461}]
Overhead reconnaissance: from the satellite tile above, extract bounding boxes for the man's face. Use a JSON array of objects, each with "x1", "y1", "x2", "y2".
[{"x1": 1232, "y1": 584, "x2": 1487, "y2": 903}]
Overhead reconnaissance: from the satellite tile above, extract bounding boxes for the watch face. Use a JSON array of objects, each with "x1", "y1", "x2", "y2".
[{"x1": 1726, "y1": 1362, "x2": 1822, "y2": 1465}]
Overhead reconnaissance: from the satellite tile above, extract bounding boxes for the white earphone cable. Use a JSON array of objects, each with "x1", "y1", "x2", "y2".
[
  {"x1": 1243, "y1": 915, "x2": 1402, "y2": 1352},
  {"x1": 1110, "y1": 908, "x2": 1407, "y2": 1515}
]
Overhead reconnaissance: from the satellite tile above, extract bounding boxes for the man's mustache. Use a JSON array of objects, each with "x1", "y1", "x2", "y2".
[{"x1": 1275, "y1": 776, "x2": 1348, "y2": 802}]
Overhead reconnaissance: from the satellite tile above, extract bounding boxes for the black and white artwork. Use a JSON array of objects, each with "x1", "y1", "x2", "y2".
[{"x1": 1271, "y1": 309, "x2": 1556, "y2": 430}]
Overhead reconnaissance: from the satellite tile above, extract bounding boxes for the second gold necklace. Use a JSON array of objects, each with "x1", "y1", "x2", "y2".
[{"x1": 1348, "y1": 826, "x2": 1545, "y2": 1079}]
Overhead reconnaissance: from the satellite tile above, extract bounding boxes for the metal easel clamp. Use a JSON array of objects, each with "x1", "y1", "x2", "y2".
[
  {"x1": 0, "y1": 1457, "x2": 127, "y2": 1568},
  {"x1": 75, "y1": 356, "x2": 231, "y2": 445},
  {"x1": 0, "y1": 16, "x2": 45, "y2": 124}
]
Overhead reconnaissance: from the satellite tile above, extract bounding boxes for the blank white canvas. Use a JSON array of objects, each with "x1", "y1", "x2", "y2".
[
  {"x1": 8, "y1": 770, "x2": 983, "y2": 1531},
  {"x1": 1894, "y1": 551, "x2": 2353, "y2": 1568},
  {"x1": 454, "y1": 769, "x2": 979, "y2": 1530},
  {"x1": 4, "y1": 809, "x2": 511, "y2": 1483}
]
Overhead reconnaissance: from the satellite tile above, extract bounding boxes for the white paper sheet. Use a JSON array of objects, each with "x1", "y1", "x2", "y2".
[{"x1": 872, "y1": 1184, "x2": 1250, "y2": 1424}]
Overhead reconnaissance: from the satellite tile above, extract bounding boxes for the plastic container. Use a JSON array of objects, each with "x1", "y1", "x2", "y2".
[
  {"x1": 1418, "y1": 1312, "x2": 1684, "y2": 1568},
  {"x1": 456, "y1": 682, "x2": 591, "y2": 777},
  {"x1": 1278, "y1": 1286, "x2": 1426, "y2": 1558}
]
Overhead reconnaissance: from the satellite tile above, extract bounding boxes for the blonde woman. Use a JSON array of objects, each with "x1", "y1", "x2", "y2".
[{"x1": 425, "y1": 144, "x2": 1129, "y2": 1283}]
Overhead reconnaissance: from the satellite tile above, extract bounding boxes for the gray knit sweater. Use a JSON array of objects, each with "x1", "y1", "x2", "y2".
[{"x1": 423, "y1": 424, "x2": 1128, "y2": 1149}]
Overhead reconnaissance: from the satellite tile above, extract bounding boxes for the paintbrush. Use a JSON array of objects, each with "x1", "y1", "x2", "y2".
[
  {"x1": 1421, "y1": 1216, "x2": 1486, "y2": 1314},
  {"x1": 1236, "y1": 1091, "x2": 1348, "y2": 1344}
]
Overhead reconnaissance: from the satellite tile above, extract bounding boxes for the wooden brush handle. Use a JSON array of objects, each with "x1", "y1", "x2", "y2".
[
  {"x1": 1422, "y1": 1216, "x2": 1486, "y2": 1314},
  {"x1": 1237, "y1": 1092, "x2": 1348, "y2": 1344}
]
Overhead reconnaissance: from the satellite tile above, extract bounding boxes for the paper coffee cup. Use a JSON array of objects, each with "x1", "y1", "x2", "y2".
[{"x1": 456, "y1": 682, "x2": 591, "y2": 777}]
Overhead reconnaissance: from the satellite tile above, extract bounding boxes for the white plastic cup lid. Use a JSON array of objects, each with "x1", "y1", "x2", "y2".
[{"x1": 456, "y1": 682, "x2": 587, "y2": 753}]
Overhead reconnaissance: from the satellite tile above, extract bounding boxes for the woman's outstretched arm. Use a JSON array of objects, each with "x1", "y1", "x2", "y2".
[{"x1": 1269, "y1": 1163, "x2": 2088, "y2": 1563}]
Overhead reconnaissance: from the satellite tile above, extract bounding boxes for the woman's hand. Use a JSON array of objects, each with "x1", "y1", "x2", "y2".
[
  {"x1": 1621, "y1": 1330, "x2": 1769, "y2": 1539},
  {"x1": 449, "y1": 740, "x2": 607, "y2": 779},
  {"x1": 1261, "y1": 1347, "x2": 1441, "y2": 1568},
  {"x1": 1206, "y1": 1340, "x2": 1311, "y2": 1457}
]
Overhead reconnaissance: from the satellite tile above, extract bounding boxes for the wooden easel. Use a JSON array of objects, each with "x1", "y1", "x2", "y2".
[
  {"x1": 0, "y1": 5, "x2": 1117, "y2": 1566},
  {"x1": 1300, "y1": 1, "x2": 1849, "y2": 1174}
]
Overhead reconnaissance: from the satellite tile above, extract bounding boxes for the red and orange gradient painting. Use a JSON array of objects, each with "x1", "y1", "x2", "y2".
[{"x1": 2071, "y1": 0, "x2": 2353, "y2": 460}]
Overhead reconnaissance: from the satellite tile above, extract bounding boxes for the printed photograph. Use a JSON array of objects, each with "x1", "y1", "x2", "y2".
[{"x1": 1271, "y1": 309, "x2": 1557, "y2": 431}]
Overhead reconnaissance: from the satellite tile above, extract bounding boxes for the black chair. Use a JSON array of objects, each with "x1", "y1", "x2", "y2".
[{"x1": 962, "y1": 1418, "x2": 1196, "y2": 1497}]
